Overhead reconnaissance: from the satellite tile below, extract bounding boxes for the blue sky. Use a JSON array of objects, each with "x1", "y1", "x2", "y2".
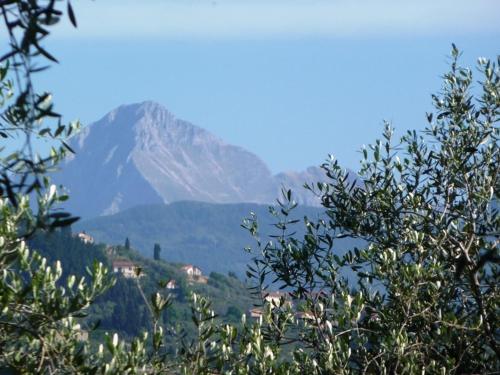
[{"x1": 33, "y1": 0, "x2": 500, "y2": 173}]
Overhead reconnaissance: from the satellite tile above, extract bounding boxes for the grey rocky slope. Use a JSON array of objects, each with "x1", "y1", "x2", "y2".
[{"x1": 55, "y1": 101, "x2": 347, "y2": 218}]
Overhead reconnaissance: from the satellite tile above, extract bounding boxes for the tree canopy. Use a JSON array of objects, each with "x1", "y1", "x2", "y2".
[{"x1": 242, "y1": 46, "x2": 499, "y2": 373}]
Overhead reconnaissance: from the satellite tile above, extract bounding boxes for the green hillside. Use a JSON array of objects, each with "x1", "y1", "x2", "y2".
[
  {"x1": 75, "y1": 201, "x2": 334, "y2": 278},
  {"x1": 29, "y1": 230, "x2": 255, "y2": 341}
]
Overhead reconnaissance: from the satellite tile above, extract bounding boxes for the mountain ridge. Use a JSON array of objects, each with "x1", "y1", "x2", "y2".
[{"x1": 55, "y1": 101, "x2": 351, "y2": 218}]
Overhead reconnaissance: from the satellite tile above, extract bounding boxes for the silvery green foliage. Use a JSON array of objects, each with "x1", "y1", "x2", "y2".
[
  {"x1": 0, "y1": 194, "x2": 115, "y2": 372},
  {"x1": 243, "y1": 47, "x2": 499, "y2": 374}
]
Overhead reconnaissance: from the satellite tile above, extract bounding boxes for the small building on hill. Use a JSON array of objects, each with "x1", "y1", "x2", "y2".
[
  {"x1": 112, "y1": 260, "x2": 141, "y2": 278},
  {"x1": 263, "y1": 291, "x2": 291, "y2": 307},
  {"x1": 249, "y1": 308, "x2": 263, "y2": 319},
  {"x1": 181, "y1": 265, "x2": 202, "y2": 277},
  {"x1": 166, "y1": 280, "x2": 177, "y2": 290},
  {"x1": 74, "y1": 231, "x2": 94, "y2": 245}
]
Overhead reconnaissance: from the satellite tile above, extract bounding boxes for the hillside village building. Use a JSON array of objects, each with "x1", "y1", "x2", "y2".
[
  {"x1": 112, "y1": 260, "x2": 141, "y2": 278},
  {"x1": 166, "y1": 280, "x2": 177, "y2": 290},
  {"x1": 263, "y1": 291, "x2": 291, "y2": 307},
  {"x1": 180, "y1": 264, "x2": 208, "y2": 284},
  {"x1": 249, "y1": 292, "x2": 294, "y2": 320},
  {"x1": 249, "y1": 308, "x2": 263, "y2": 319},
  {"x1": 181, "y1": 265, "x2": 202, "y2": 277},
  {"x1": 74, "y1": 231, "x2": 94, "y2": 245}
]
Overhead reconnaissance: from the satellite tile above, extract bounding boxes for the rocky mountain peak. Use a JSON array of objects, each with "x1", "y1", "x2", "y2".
[
  {"x1": 106, "y1": 101, "x2": 172, "y2": 124},
  {"x1": 55, "y1": 102, "x2": 340, "y2": 218}
]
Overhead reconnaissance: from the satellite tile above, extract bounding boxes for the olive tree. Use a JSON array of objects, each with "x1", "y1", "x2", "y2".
[
  {"x1": 0, "y1": 1, "x2": 117, "y2": 372},
  {"x1": 243, "y1": 46, "x2": 499, "y2": 373}
]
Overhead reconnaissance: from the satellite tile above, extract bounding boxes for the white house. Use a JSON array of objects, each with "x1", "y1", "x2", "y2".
[
  {"x1": 112, "y1": 260, "x2": 140, "y2": 278},
  {"x1": 263, "y1": 291, "x2": 290, "y2": 307},
  {"x1": 166, "y1": 280, "x2": 177, "y2": 290},
  {"x1": 74, "y1": 231, "x2": 94, "y2": 245},
  {"x1": 181, "y1": 265, "x2": 202, "y2": 277}
]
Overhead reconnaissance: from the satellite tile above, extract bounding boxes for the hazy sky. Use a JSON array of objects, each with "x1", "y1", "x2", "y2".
[{"x1": 33, "y1": 0, "x2": 500, "y2": 173}]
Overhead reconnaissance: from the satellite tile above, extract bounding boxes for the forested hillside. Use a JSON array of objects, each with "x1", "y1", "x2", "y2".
[
  {"x1": 76, "y1": 201, "x2": 360, "y2": 277},
  {"x1": 29, "y1": 230, "x2": 254, "y2": 340}
]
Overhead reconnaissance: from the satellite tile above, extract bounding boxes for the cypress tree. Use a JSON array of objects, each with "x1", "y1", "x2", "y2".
[{"x1": 153, "y1": 243, "x2": 161, "y2": 261}]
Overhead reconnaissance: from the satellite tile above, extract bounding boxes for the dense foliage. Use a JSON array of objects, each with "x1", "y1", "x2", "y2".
[{"x1": 242, "y1": 47, "x2": 499, "y2": 373}]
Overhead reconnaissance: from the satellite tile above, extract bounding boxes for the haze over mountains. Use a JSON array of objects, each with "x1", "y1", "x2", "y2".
[
  {"x1": 76, "y1": 201, "x2": 328, "y2": 277},
  {"x1": 56, "y1": 101, "x2": 339, "y2": 218}
]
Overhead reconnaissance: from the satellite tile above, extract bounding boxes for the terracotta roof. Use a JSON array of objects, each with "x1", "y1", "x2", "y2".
[{"x1": 249, "y1": 308, "x2": 263, "y2": 317}]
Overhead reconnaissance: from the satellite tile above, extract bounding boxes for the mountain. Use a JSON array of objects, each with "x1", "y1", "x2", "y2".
[
  {"x1": 75, "y1": 201, "x2": 360, "y2": 279},
  {"x1": 274, "y1": 166, "x2": 331, "y2": 207},
  {"x1": 55, "y1": 101, "x2": 344, "y2": 218}
]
